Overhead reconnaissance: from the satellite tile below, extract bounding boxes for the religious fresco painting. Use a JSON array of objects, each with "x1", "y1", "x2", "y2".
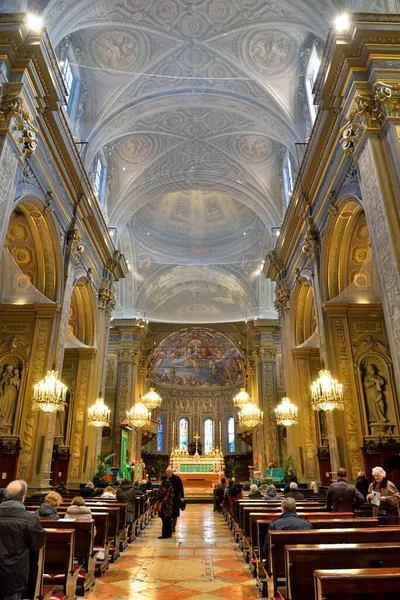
[{"x1": 150, "y1": 328, "x2": 243, "y2": 387}]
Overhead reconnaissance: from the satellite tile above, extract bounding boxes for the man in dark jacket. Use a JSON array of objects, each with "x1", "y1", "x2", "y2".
[
  {"x1": 284, "y1": 482, "x2": 305, "y2": 500},
  {"x1": 263, "y1": 498, "x2": 312, "y2": 566},
  {"x1": 117, "y1": 479, "x2": 136, "y2": 525},
  {"x1": 166, "y1": 467, "x2": 184, "y2": 532},
  {"x1": 0, "y1": 480, "x2": 46, "y2": 600},
  {"x1": 326, "y1": 467, "x2": 365, "y2": 512}
]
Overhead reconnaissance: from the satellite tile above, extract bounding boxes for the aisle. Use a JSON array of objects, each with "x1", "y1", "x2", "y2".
[{"x1": 88, "y1": 504, "x2": 255, "y2": 600}]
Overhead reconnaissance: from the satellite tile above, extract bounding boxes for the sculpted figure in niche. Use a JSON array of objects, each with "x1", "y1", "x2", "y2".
[
  {"x1": 363, "y1": 364, "x2": 387, "y2": 423},
  {"x1": 0, "y1": 364, "x2": 21, "y2": 427},
  {"x1": 55, "y1": 392, "x2": 69, "y2": 439}
]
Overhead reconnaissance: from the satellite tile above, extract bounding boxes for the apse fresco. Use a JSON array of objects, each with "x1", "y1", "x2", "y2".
[{"x1": 150, "y1": 328, "x2": 243, "y2": 387}]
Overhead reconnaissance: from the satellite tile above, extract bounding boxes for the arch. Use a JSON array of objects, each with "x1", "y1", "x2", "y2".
[
  {"x1": 69, "y1": 280, "x2": 96, "y2": 346},
  {"x1": 321, "y1": 197, "x2": 373, "y2": 301},
  {"x1": 293, "y1": 279, "x2": 317, "y2": 347},
  {"x1": 5, "y1": 197, "x2": 62, "y2": 302}
]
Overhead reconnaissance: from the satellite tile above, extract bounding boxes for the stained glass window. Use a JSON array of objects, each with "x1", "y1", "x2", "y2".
[
  {"x1": 179, "y1": 418, "x2": 188, "y2": 450},
  {"x1": 204, "y1": 418, "x2": 214, "y2": 454},
  {"x1": 157, "y1": 417, "x2": 163, "y2": 452},
  {"x1": 93, "y1": 157, "x2": 103, "y2": 197},
  {"x1": 228, "y1": 417, "x2": 235, "y2": 452},
  {"x1": 62, "y1": 58, "x2": 74, "y2": 96}
]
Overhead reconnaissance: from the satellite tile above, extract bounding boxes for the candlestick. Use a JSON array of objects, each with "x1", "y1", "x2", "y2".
[
  {"x1": 219, "y1": 420, "x2": 222, "y2": 446},
  {"x1": 172, "y1": 420, "x2": 175, "y2": 446}
]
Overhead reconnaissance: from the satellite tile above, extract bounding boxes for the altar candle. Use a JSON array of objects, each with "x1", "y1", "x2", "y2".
[
  {"x1": 172, "y1": 420, "x2": 175, "y2": 445},
  {"x1": 219, "y1": 421, "x2": 222, "y2": 446}
]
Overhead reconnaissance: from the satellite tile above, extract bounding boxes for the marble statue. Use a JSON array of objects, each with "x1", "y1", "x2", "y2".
[
  {"x1": 0, "y1": 364, "x2": 20, "y2": 427},
  {"x1": 363, "y1": 364, "x2": 387, "y2": 423}
]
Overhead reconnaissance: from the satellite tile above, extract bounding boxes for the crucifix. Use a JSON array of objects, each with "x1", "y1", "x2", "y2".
[{"x1": 193, "y1": 431, "x2": 200, "y2": 453}]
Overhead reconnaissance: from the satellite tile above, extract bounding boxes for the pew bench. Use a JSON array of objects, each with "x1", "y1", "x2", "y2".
[
  {"x1": 314, "y1": 567, "x2": 400, "y2": 600},
  {"x1": 285, "y1": 542, "x2": 400, "y2": 600},
  {"x1": 268, "y1": 526, "x2": 400, "y2": 597},
  {"x1": 23, "y1": 546, "x2": 54, "y2": 600},
  {"x1": 42, "y1": 529, "x2": 80, "y2": 600}
]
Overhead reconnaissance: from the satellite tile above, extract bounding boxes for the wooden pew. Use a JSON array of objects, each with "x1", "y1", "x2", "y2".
[
  {"x1": 86, "y1": 501, "x2": 128, "y2": 552},
  {"x1": 268, "y1": 527, "x2": 400, "y2": 597},
  {"x1": 91, "y1": 512, "x2": 111, "y2": 576},
  {"x1": 41, "y1": 519, "x2": 96, "y2": 594},
  {"x1": 23, "y1": 546, "x2": 54, "y2": 600},
  {"x1": 314, "y1": 567, "x2": 400, "y2": 600},
  {"x1": 42, "y1": 528, "x2": 80, "y2": 599},
  {"x1": 286, "y1": 543, "x2": 400, "y2": 600}
]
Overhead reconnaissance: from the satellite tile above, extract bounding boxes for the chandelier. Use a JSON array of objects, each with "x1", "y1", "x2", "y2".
[
  {"x1": 142, "y1": 387, "x2": 162, "y2": 410},
  {"x1": 311, "y1": 369, "x2": 344, "y2": 411},
  {"x1": 238, "y1": 402, "x2": 263, "y2": 429},
  {"x1": 33, "y1": 370, "x2": 67, "y2": 413},
  {"x1": 126, "y1": 401, "x2": 150, "y2": 428},
  {"x1": 275, "y1": 397, "x2": 299, "y2": 426},
  {"x1": 88, "y1": 397, "x2": 111, "y2": 427},
  {"x1": 233, "y1": 388, "x2": 251, "y2": 409}
]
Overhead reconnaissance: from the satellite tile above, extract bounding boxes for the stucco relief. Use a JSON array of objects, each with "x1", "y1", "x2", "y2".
[
  {"x1": 0, "y1": 139, "x2": 18, "y2": 252},
  {"x1": 244, "y1": 30, "x2": 297, "y2": 76},
  {"x1": 298, "y1": 357, "x2": 318, "y2": 479},
  {"x1": 69, "y1": 359, "x2": 91, "y2": 480},
  {"x1": 231, "y1": 135, "x2": 274, "y2": 164},
  {"x1": 92, "y1": 30, "x2": 139, "y2": 70},
  {"x1": 117, "y1": 135, "x2": 157, "y2": 164},
  {"x1": 263, "y1": 361, "x2": 278, "y2": 465},
  {"x1": 18, "y1": 318, "x2": 51, "y2": 480}
]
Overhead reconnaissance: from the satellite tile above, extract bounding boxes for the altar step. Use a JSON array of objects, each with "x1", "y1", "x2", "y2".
[{"x1": 185, "y1": 490, "x2": 214, "y2": 504}]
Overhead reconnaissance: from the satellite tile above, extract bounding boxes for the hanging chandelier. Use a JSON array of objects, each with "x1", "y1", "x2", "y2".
[
  {"x1": 311, "y1": 369, "x2": 344, "y2": 411},
  {"x1": 88, "y1": 397, "x2": 111, "y2": 427},
  {"x1": 238, "y1": 402, "x2": 263, "y2": 429},
  {"x1": 33, "y1": 370, "x2": 67, "y2": 413},
  {"x1": 275, "y1": 397, "x2": 299, "y2": 426},
  {"x1": 126, "y1": 401, "x2": 150, "y2": 428},
  {"x1": 233, "y1": 388, "x2": 251, "y2": 409},
  {"x1": 142, "y1": 387, "x2": 162, "y2": 410}
]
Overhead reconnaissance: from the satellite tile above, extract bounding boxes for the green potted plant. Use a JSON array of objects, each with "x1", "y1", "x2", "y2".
[{"x1": 95, "y1": 452, "x2": 115, "y2": 487}]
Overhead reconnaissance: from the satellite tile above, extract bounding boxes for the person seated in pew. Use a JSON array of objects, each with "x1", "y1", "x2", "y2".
[
  {"x1": 264, "y1": 484, "x2": 278, "y2": 501},
  {"x1": 64, "y1": 496, "x2": 96, "y2": 534},
  {"x1": 133, "y1": 480, "x2": 145, "y2": 496},
  {"x1": 35, "y1": 491, "x2": 62, "y2": 520},
  {"x1": 367, "y1": 466, "x2": 400, "y2": 517},
  {"x1": 54, "y1": 481, "x2": 68, "y2": 496},
  {"x1": 283, "y1": 469, "x2": 298, "y2": 493},
  {"x1": 248, "y1": 484, "x2": 263, "y2": 499},
  {"x1": 284, "y1": 482, "x2": 304, "y2": 501},
  {"x1": 326, "y1": 467, "x2": 365, "y2": 513},
  {"x1": 263, "y1": 497, "x2": 312, "y2": 568},
  {"x1": 100, "y1": 485, "x2": 117, "y2": 499},
  {"x1": 0, "y1": 480, "x2": 46, "y2": 600},
  {"x1": 81, "y1": 481, "x2": 96, "y2": 498}
]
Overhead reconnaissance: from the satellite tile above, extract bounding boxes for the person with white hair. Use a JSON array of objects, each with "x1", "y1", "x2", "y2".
[
  {"x1": 248, "y1": 483, "x2": 262, "y2": 498},
  {"x1": 367, "y1": 466, "x2": 400, "y2": 517},
  {"x1": 0, "y1": 480, "x2": 46, "y2": 600},
  {"x1": 284, "y1": 481, "x2": 304, "y2": 500}
]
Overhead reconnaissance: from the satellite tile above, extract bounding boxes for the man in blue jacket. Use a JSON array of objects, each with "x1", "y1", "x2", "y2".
[
  {"x1": 263, "y1": 497, "x2": 312, "y2": 568},
  {"x1": 0, "y1": 480, "x2": 46, "y2": 600}
]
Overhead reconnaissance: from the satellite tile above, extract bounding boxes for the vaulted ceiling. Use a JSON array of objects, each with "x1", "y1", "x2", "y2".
[{"x1": 29, "y1": 0, "x2": 394, "y2": 322}]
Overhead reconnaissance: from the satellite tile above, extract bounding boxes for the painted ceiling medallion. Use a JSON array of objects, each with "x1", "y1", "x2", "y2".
[
  {"x1": 244, "y1": 30, "x2": 297, "y2": 76},
  {"x1": 92, "y1": 30, "x2": 139, "y2": 70}
]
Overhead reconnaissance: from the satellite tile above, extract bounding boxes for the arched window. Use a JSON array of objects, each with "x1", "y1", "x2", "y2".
[
  {"x1": 305, "y1": 45, "x2": 321, "y2": 125},
  {"x1": 157, "y1": 417, "x2": 163, "y2": 452},
  {"x1": 204, "y1": 418, "x2": 214, "y2": 454},
  {"x1": 228, "y1": 417, "x2": 235, "y2": 452},
  {"x1": 179, "y1": 418, "x2": 188, "y2": 450},
  {"x1": 283, "y1": 151, "x2": 294, "y2": 206}
]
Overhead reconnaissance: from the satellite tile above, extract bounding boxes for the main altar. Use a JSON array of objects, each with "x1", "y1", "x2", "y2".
[{"x1": 170, "y1": 446, "x2": 225, "y2": 490}]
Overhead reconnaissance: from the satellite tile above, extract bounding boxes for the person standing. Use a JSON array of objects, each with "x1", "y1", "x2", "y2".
[
  {"x1": 326, "y1": 467, "x2": 365, "y2": 513},
  {"x1": 367, "y1": 466, "x2": 400, "y2": 516},
  {"x1": 0, "y1": 480, "x2": 46, "y2": 600},
  {"x1": 157, "y1": 475, "x2": 174, "y2": 539},
  {"x1": 355, "y1": 471, "x2": 370, "y2": 500},
  {"x1": 166, "y1": 466, "x2": 184, "y2": 532}
]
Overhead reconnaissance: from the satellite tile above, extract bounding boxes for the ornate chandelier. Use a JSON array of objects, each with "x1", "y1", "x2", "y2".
[
  {"x1": 233, "y1": 388, "x2": 251, "y2": 409},
  {"x1": 275, "y1": 397, "x2": 299, "y2": 426},
  {"x1": 142, "y1": 387, "x2": 162, "y2": 410},
  {"x1": 88, "y1": 397, "x2": 111, "y2": 427},
  {"x1": 311, "y1": 369, "x2": 344, "y2": 411},
  {"x1": 126, "y1": 401, "x2": 150, "y2": 428},
  {"x1": 33, "y1": 370, "x2": 67, "y2": 413},
  {"x1": 238, "y1": 402, "x2": 263, "y2": 429}
]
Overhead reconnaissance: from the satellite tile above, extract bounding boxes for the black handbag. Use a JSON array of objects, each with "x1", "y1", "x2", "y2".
[{"x1": 180, "y1": 500, "x2": 186, "y2": 511}]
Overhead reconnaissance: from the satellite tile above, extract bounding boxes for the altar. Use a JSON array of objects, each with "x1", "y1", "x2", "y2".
[{"x1": 170, "y1": 448, "x2": 224, "y2": 491}]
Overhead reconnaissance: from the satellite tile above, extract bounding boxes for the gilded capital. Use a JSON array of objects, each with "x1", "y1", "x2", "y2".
[{"x1": 0, "y1": 87, "x2": 38, "y2": 159}]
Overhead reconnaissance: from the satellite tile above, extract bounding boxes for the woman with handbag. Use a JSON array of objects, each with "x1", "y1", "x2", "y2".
[
  {"x1": 367, "y1": 466, "x2": 400, "y2": 517},
  {"x1": 157, "y1": 475, "x2": 174, "y2": 539}
]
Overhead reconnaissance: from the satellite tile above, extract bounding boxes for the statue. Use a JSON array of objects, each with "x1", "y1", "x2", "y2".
[
  {"x1": 55, "y1": 391, "x2": 69, "y2": 438},
  {"x1": 363, "y1": 364, "x2": 387, "y2": 423},
  {"x1": 0, "y1": 365, "x2": 21, "y2": 427}
]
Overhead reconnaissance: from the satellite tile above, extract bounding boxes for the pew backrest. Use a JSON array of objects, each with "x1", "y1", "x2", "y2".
[{"x1": 314, "y1": 567, "x2": 400, "y2": 599}]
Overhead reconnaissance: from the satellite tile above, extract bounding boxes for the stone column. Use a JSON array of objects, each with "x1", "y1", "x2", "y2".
[{"x1": 358, "y1": 137, "x2": 400, "y2": 396}]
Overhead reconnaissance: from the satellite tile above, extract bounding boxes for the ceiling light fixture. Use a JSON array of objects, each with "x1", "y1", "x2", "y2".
[
  {"x1": 26, "y1": 13, "x2": 43, "y2": 32},
  {"x1": 334, "y1": 13, "x2": 350, "y2": 33},
  {"x1": 275, "y1": 397, "x2": 298, "y2": 426},
  {"x1": 311, "y1": 369, "x2": 344, "y2": 412},
  {"x1": 88, "y1": 397, "x2": 111, "y2": 427}
]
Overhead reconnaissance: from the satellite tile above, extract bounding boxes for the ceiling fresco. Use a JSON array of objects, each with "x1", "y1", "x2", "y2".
[
  {"x1": 20, "y1": 0, "x2": 396, "y2": 322},
  {"x1": 149, "y1": 327, "x2": 243, "y2": 388}
]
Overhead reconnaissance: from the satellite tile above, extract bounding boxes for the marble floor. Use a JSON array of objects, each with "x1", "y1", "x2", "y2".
[{"x1": 88, "y1": 505, "x2": 257, "y2": 600}]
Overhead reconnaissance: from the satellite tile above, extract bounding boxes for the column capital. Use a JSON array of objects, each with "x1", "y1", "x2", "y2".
[{"x1": 0, "y1": 87, "x2": 38, "y2": 160}]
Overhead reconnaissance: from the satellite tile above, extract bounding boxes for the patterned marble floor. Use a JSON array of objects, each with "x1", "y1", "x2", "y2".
[{"x1": 88, "y1": 504, "x2": 257, "y2": 600}]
